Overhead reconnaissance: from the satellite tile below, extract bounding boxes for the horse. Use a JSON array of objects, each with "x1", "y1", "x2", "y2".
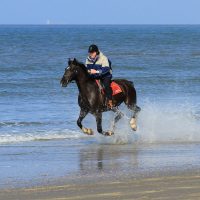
[{"x1": 60, "y1": 58, "x2": 141, "y2": 136}]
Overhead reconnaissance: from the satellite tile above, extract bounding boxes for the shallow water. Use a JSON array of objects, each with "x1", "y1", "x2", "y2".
[
  {"x1": 0, "y1": 25, "x2": 200, "y2": 188},
  {"x1": 1, "y1": 139, "x2": 200, "y2": 189}
]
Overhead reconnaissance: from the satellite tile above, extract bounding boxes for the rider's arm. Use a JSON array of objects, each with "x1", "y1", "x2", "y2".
[
  {"x1": 96, "y1": 57, "x2": 110, "y2": 75},
  {"x1": 85, "y1": 58, "x2": 89, "y2": 68}
]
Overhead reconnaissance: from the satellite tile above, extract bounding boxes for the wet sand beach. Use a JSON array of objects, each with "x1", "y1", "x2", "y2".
[
  {"x1": 1, "y1": 140, "x2": 200, "y2": 199},
  {"x1": 1, "y1": 172, "x2": 200, "y2": 200}
]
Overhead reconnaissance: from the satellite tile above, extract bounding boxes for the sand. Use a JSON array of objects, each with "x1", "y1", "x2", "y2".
[{"x1": 1, "y1": 172, "x2": 200, "y2": 200}]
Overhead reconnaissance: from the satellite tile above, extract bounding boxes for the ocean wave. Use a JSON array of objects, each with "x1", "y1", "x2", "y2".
[
  {"x1": 0, "y1": 121, "x2": 64, "y2": 127},
  {"x1": 0, "y1": 129, "x2": 86, "y2": 144}
]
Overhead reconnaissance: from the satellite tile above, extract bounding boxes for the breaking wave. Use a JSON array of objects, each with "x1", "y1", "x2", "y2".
[{"x1": 0, "y1": 129, "x2": 86, "y2": 144}]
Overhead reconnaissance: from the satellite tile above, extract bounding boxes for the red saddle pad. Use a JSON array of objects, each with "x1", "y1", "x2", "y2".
[{"x1": 95, "y1": 80, "x2": 122, "y2": 96}]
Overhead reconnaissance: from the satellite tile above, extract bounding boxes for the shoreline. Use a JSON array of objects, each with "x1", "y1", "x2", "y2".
[
  {"x1": 1, "y1": 141, "x2": 200, "y2": 191},
  {"x1": 1, "y1": 170, "x2": 200, "y2": 200}
]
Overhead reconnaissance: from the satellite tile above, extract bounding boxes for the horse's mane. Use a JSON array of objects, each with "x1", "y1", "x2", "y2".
[{"x1": 70, "y1": 58, "x2": 89, "y2": 75}]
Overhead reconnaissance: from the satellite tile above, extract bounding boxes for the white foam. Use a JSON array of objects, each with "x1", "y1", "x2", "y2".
[
  {"x1": 0, "y1": 129, "x2": 86, "y2": 144},
  {"x1": 97, "y1": 100, "x2": 200, "y2": 144},
  {"x1": 138, "y1": 101, "x2": 200, "y2": 143}
]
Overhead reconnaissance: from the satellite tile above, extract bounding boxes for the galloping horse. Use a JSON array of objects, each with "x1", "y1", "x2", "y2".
[{"x1": 60, "y1": 58, "x2": 141, "y2": 136}]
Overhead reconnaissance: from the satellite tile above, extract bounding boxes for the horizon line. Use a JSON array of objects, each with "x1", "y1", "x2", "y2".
[{"x1": 0, "y1": 23, "x2": 200, "y2": 26}]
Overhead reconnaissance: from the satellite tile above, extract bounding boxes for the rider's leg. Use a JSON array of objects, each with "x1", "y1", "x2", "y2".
[{"x1": 101, "y1": 77, "x2": 113, "y2": 108}]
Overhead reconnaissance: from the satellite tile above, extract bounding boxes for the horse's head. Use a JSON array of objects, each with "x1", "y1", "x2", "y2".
[{"x1": 60, "y1": 58, "x2": 80, "y2": 87}]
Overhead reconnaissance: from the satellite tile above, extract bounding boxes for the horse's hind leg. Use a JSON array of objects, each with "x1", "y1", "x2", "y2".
[
  {"x1": 110, "y1": 108, "x2": 124, "y2": 132},
  {"x1": 124, "y1": 89, "x2": 141, "y2": 131},
  {"x1": 129, "y1": 105, "x2": 141, "y2": 131},
  {"x1": 77, "y1": 109, "x2": 93, "y2": 135}
]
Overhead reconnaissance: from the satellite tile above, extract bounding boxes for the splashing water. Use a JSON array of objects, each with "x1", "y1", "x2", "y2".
[
  {"x1": 97, "y1": 101, "x2": 200, "y2": 144},
  {"x1": 138, "y1": 101, "x2": 200, "y2": 143}
]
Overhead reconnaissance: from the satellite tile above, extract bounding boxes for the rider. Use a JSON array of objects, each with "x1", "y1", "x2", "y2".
[{"x1": 86, "y1": 44, "x2": 113, "y2": 109}]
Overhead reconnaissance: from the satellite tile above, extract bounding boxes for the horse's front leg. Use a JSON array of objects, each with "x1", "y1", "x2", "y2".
[
  {"x1": 95, "y1": 112, "x2": 114, "y2": 136},
  {"x1": 77, "y1": 109, "x2": 93, "y2": 135}
]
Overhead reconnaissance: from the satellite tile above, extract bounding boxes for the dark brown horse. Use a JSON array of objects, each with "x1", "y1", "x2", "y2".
[{"x1": 60, "y1": 58, "x2": 141, "y2": 136}]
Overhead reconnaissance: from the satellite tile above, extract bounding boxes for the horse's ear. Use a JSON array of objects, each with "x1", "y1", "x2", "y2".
[
  {"x1": 68, "y1": 58, "x2": 71, "y2": 65},
  {"x1": 73, "y1": 58, "x2": 77, "y2": 64}
]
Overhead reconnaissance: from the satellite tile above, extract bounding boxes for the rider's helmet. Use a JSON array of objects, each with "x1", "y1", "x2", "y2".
[{"x1": 88, "y1": 44, "x2": 99, "y2": 54}]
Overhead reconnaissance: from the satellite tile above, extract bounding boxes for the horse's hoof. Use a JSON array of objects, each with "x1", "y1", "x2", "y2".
[
  {"x1": 103, "y1": 131, "x2": 114, "y2": 136},
  {"x1": 130, "y1": 118, "x2": 137, "y2": 131},
  {"x1": 131, "y1": 126, "x2": 137, "y2": 131},
  {"x1": 82, "y1": 127, "x2": 93, "y2": 135}
]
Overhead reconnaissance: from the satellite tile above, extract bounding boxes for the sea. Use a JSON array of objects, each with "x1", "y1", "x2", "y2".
[{"x1": 0, "y1": 25, "x2": 200, "y2": 188}]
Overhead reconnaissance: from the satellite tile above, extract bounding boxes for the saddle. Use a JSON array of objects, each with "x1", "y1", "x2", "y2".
[{"x1": 95, "y1": 79, "x2": 122, "y2": 96}]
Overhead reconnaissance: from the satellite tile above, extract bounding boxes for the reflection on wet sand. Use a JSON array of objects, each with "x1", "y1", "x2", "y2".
[
  {"x1": 77, "y1": 142, "x2": 200, "y2": 178},
  {"x1": 1, "y1": 142, "x2": 200, "y2": 200},
  {"x1": 79, "y1": 144, "x2": 139, "y2": 173}
]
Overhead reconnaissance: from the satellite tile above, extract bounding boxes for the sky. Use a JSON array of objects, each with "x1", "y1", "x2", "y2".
[{"x1": 0, "y1": 0, "x2": 200, "y2": 24}]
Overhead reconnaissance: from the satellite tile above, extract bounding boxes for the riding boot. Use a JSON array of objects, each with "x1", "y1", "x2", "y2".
[{"x1": 102, "y1": 77, "x2": 113, "y2": 109}]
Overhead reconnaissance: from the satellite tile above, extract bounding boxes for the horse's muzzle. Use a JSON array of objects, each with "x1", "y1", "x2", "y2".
[{"x1": 60, "y1": 76, "x2": 69, "y2": 87}]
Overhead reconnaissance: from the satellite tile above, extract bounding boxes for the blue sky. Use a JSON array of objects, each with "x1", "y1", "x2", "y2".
[{"x1": 0, "y1": 0, "x2": 200, "y2": 24}]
